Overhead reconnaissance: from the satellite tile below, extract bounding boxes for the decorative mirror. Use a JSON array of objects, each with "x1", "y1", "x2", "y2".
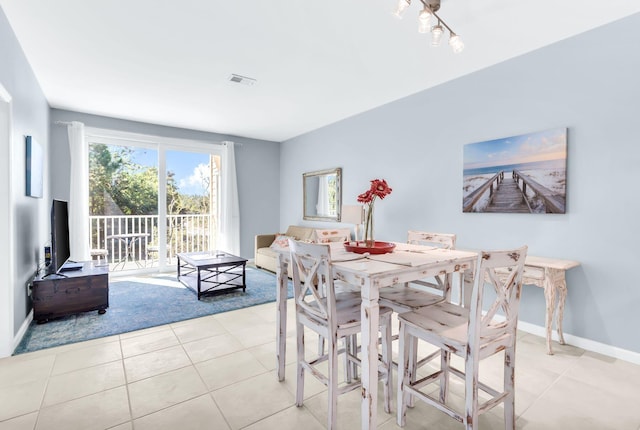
[{"x1": 303, "y1": 167, "x2": 342, "y2": 222}]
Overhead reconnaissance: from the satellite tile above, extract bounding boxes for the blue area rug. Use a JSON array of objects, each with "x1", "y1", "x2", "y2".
[{"x1": 14, "y1": 267, "x2": 291, "y2": 355}]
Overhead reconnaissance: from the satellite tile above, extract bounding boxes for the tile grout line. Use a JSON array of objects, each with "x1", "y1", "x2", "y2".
[
  {"x1": 30, "y1": 345, "x2": 59, "y2": 430},
  {"x1": 514, "y1": 354, "x2": 577, "y2": 421},
  {"x1": 173, "y1": 323, "x2": 234, "y2": 430},
  {"x1": 119, "y1": 335, "x2": 136, "y2": 429}
]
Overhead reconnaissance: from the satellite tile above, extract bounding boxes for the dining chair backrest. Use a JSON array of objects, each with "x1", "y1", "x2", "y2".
[
  {"x1": 288, "y1": 240, "x2": 336, "y2": 327},
  {"x1": 406, "y1": 231, "x2": 457, "y2": 295},
  {"x1": 407, "y1": 231, "x2": 456, "y2": 249},
  {"x1": 468, "y1": 246, "x2": 528, "y2": 353}
]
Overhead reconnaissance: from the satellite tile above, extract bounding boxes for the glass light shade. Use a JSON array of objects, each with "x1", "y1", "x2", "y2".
[
  {"x1": 392, "y1": 0, "x2": 411, "y2": 19},
  {"x1": 449, "y1": 34, "x2": 464, "y2": 53},
  {"x1": 431, "y1": 24, "x2": 444, "y2": 46},
  {"x1": 418, "y1": 8, "x2": 432, "y2": 33}
]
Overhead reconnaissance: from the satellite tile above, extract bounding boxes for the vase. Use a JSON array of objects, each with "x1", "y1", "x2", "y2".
[{"x1": 363, "y1": 203, "x2": 375, "y2": 246}]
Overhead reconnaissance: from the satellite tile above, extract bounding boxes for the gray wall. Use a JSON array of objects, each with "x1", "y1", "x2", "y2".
[
  {"x1": 281, "y1": 13, "x2": 640, "y2": 353},
  {"x1": 50, "y1": 109, "x2": 280, "y2": 261},
  {"x1": 0, "y1": 7, "x2": 50, "y2": 339}
]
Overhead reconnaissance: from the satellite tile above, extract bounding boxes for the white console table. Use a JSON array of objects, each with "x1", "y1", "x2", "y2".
[
  {"x1": 521, "y1": 256, "x2": 580, "y2": 355},
  {"x1": 472, "y1": 254, "x2": 580, "y2": 355}
]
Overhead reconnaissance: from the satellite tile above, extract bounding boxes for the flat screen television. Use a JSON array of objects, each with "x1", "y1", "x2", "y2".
[
  {"x1": 50, "y1": 199, "x2": 82, "y2": 273},
  {"x1": 50, "y1": 199, "x2": 70, "y2": 273}
]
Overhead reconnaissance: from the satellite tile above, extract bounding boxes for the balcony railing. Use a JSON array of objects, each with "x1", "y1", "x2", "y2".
[{"x1": 90, "y1": 214, "x2": 213, "y2": 270}]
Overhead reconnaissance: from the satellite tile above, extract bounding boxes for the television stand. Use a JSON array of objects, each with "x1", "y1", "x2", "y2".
[{"x1": 32, "y1": 261, "x2": 109, "y2": 323}]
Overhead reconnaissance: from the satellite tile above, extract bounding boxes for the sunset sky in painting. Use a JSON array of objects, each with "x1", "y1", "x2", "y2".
[{"x1": 463, "y1": 128, "x2": 567, "y2": 170}]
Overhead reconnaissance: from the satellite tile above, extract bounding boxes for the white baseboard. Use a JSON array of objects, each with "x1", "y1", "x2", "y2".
[
  {"x1": 12, "y1": 310, "x2": 33, "y2": 354},
  {"x1": 516, "y1": 320, "x2": 640, "y2": 366}
]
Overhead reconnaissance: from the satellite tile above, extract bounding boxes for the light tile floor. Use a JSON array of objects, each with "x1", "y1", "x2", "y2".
[{"x1": 1, "y1": 300, "x2": 639, "y2": 430}]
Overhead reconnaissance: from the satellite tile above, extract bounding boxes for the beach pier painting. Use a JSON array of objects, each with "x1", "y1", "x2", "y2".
[{"x1": 462, "y1": 128, "x2": 567, "y2": 214}]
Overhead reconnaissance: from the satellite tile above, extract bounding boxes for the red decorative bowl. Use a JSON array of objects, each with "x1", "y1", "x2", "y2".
[{"x1": 343, "y1": 241, "x2": 396, "y2": 255}]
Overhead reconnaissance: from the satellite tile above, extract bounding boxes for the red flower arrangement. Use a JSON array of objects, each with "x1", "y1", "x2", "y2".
[{"x1": 357, "y1": 179, "x2": 392, "y2": 245}]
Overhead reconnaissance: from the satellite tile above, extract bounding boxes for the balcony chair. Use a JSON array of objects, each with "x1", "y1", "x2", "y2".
[
  {"x1": 288, "y1": 239, "x2": 393, "y2": 429},
  {"x1": 396, "y1": 246, "x2": 527, "y2": 430},
  {"x1": 146, "y1": 244, "x2": 171, "y2": 266},
  {"x1": 146, "y1": 228, "x2": 174, "y2": 267},
  {"x1": 90, "y1": 248, "x2": 108, "y2": 265}
]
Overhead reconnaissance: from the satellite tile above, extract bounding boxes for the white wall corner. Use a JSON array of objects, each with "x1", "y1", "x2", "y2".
[{"x1": 12, "y1": 310, "x2": 33, "y2": 355}]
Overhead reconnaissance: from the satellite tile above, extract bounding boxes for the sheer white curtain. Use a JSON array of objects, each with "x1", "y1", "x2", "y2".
[
  {"x1": 219, "y1": 141, "x2": 240, "y2": 255},
  {"x1": 67, "y1": 121, "x2": 90, "y2": 261}
]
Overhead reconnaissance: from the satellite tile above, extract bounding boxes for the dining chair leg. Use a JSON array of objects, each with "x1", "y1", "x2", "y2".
[
  {"x1": 396, "y1": 322, "x2": 410, "y2": 427},
  {"x1": 328, "y1": 334, "x2": 339, "y2": 430},
  {"x1": 464, "y1": 352, "x2": 480, "y2": 430},
  {"x1": 350, "y1": 334, "x2": 359, "y2": 380},
  {"x1": 381, "y1": 313, "x2": 393, "y2": 414},
  {"x1": 296, "y1": 321, "x2": 305, "y2": 407},
  {"x1": 439, "y1": 349, "x2": 450, "y2": 403},
  {"x1": 407, "y1": 336, "x2": 418, "y2": 408},
  {"x1": 345, "y1": 336, "x2": 353, "y2": 383},
  {"x1": 504, "y1": 346, "x2": 516, "y2": 430}
]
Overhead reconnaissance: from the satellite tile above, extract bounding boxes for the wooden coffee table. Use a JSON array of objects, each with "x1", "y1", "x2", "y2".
[{"x1": 177, "y1": 251, "x2": 248, "y2": 300}]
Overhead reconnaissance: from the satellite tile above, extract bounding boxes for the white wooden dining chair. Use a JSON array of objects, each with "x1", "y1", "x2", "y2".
[
  {"x1": 379, "y1": 231, "x2": 457, "y2": 313},
  {"x1": 397, "y1": 246, "x2": 528, "y2": 430},
  {"x1": 377, "y1": 231, "x2": 457, "y2": 394},
  {"x1": 288, "y1": 239, "x2": 393, "y2": 429}
]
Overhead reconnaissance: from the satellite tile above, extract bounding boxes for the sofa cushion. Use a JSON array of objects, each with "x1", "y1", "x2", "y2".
[
  {"x1": 257, "y1": 246, "x2": 278, "y2": 258},
  {"x1": 285, "y1": 226, "x2": 316, "y2": 242}
]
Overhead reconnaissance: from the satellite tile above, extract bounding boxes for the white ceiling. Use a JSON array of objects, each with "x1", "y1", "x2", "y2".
[{"x1": 1, "y1": 1, "x2": 639, "y2": 142}]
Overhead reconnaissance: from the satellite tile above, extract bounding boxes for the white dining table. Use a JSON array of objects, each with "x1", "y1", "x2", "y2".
[{"x1": 274, "y1": 242, "x2": 478, "y2": 430}]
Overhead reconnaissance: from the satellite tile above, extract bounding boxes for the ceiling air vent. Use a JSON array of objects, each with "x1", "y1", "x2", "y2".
[{"x1": 228, "y1": 74, "x2": 257, "y2": 86}]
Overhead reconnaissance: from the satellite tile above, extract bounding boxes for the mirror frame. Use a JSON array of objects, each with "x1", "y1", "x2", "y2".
[{"x1": 303, "y1": 167, "x2": 342, "y2": 222}]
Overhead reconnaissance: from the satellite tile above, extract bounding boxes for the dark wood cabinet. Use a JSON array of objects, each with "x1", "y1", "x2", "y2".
[{"x1": 32, "y1": 262, "x2": 109, "y2": 323}]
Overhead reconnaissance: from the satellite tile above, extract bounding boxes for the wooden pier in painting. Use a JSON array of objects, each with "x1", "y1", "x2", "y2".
[
  {"x1": 463, "y1": 170, "x2": 565, "y2": 213},
  {"x1": 484, "y1": 175, "x2": 530, "y2": 213}
]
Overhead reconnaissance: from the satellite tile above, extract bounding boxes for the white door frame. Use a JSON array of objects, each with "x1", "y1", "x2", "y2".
[{"x1": 0, "y1": 83, "x2": 15, "y2": 357}]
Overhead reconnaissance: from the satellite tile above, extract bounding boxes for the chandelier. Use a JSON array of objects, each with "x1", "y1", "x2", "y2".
[{"x1": 392, "y1": 0, "x2": 464, "y2": 53}]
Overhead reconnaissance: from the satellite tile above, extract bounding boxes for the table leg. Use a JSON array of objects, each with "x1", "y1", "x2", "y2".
[
  {"x1": 543, "y1": 268, "x2": 556, "y2": 355},
  {"x1": 555, "y1": 271, "x2": 567, "y2": 345},
  {"x1": 242, "y1": 263, "x2": 246, "y2": 292},
  {"x1": 462, "y1": 269, "x2": 475, "y2": 309},
  {"x1": 443, "y1": 272, "x2": 453, "y2": 303},
  {"x1": 197, "y1": 267, "x2": 202, "y2": 300},
  {"x1": 276, "y1": 253, "x2": 288, "y2": 382},
  {"x1": 361, "y1": 278, "x2": 379, "y2": 430}
]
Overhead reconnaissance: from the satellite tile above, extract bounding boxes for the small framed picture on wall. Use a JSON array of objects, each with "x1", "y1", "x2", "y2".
[{"x1": 26, "y1": 135, "x2": 43, "y2": 198}]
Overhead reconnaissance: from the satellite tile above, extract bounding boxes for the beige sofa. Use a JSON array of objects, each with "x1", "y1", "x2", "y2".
[{"x1": 254, "y1": 225, "x2": 351, "y2": 275}]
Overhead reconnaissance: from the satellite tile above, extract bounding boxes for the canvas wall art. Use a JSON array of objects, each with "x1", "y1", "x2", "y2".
[
  {"x1": 26, "y1": 135, "x2": 43, "y2": 198},
  {"x1": 462, "y1": 128, "x2": 567, "y2": 214}
]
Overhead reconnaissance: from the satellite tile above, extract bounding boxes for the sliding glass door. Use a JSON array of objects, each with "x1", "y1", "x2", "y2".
[
  {"x1": 159, "y1": 149, "x2": 220, "y2": 269},
  {"x1": 87, "y1": 132, "x2": 221, "y2": 273},
  {"x1": 88, "y1": 142, "x2": 159, "y2": 271}
]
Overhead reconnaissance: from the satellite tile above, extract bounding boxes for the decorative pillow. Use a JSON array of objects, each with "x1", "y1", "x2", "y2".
[
  {"x1": 270, "y1": 234, "x2": 295, "y2": 250},
  {"x1": 314, "y1": 228, "x2": 351, "y2": 244}
]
